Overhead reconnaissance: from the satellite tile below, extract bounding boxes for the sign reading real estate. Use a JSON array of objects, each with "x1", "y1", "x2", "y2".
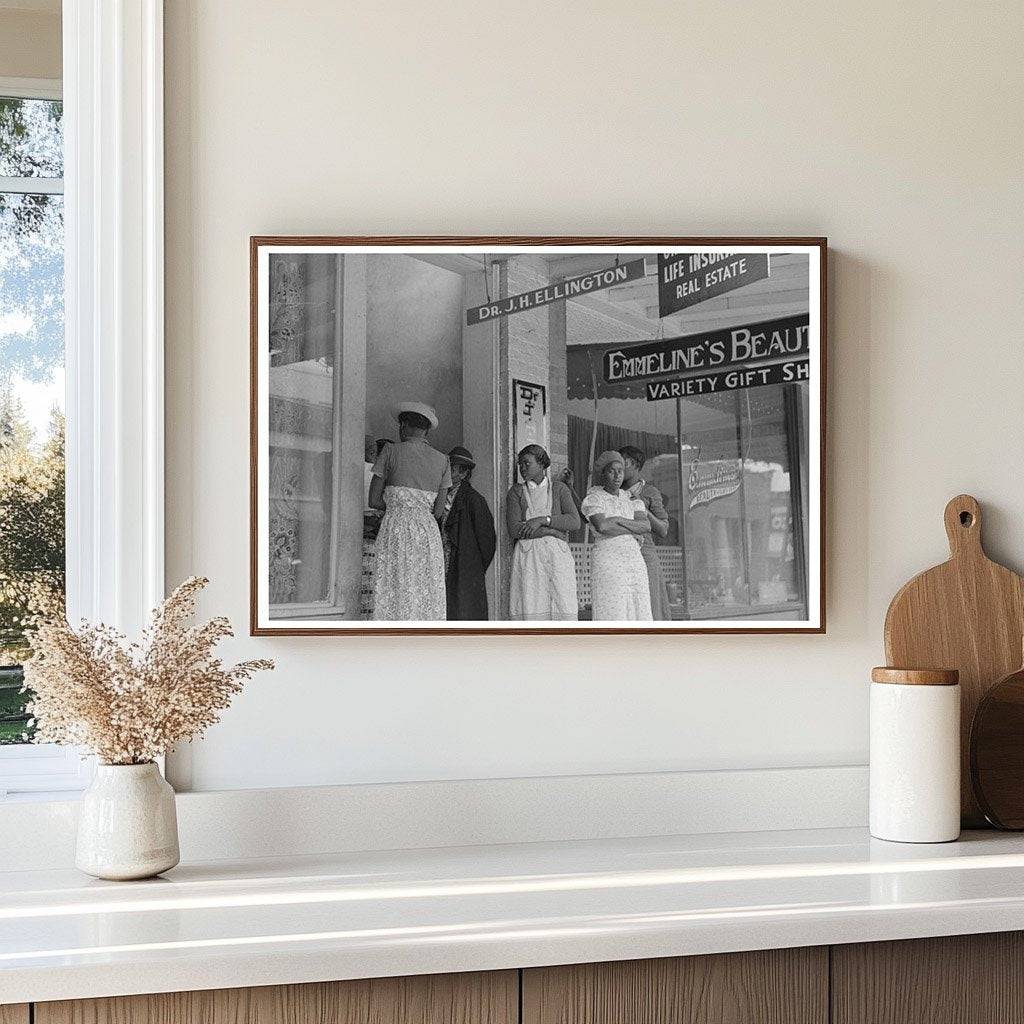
[
  {"x1": 645, "y1": 358, "x2": 809, "y2": 402},
  {"x1": 466, "y1": 258, "x2": 646, "y2": 325},
  {"x1": 657, "y1": 252, "x2": 770, "y2": 316},
  {"x1": 605, "y1": 313, "x2": 809, "y2": 386}
]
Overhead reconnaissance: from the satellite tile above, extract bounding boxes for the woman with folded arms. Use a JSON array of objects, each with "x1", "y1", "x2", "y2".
[
  {"x1": 506, "y1": 444, "x2": 580, "y2": 621},
  {"x1": 580, "y1": 450, "x2": 653, "y2": 622}
]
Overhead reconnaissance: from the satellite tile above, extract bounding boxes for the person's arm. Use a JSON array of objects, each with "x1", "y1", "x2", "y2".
[
  {"x1": 505, "y1": 487, "x2": 525, "y2": 540},
  {"x1": 433, "y1": 488, "x2": 447, "y2": 521},
  {"x1": 587, "y1": 513, "x2": 633, "y2": 537},
  {"x1": 433, "y1": 460, "x2": 453, "y2": 522},
  {"x1": 368, "y1": 445, "x2": 394, "y2": 511},
  {"x1": 646, "y1": 487, "x2": 669, "y2": 539},
  {"x1": 618, "y1": 512, "x2": 652, "y2": 535},
  {"x1": 519, "y1": 516, "x2": 549, "y2": 539},
  {"x1": 549, "y1": 481, "x2": 581, "y2": 533},
  {"x1": 368, "y1": 475, "x2": 386, "y2": 511}
]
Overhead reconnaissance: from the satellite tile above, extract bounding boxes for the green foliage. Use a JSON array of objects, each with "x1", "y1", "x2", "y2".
[
  {"x1": 0, "y1": 395, "x2": 65, "y2": 742},
  {"x1": 0, "y1": 97, "x2": 62, "y2": 178}
]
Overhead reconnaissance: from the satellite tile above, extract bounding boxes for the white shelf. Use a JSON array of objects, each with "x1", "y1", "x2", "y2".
[{"x1": 4, "y1": 827, "x2": 1024, "y2": 1004}]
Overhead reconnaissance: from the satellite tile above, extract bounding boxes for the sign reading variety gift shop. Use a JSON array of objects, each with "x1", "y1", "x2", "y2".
[{"x1": 601, "y1": 313, "x2": 810, "y2": 402}]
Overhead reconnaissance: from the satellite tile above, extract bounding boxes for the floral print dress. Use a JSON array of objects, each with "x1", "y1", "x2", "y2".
[
  {"x1": 371, "y1": 439, "x2": 450, "y2": 621},
  {"x1": 580, "y1": 486, "x2": 653, "y2": 622}
]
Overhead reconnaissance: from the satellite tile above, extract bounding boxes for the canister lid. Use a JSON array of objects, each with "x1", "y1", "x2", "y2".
[{"x1": 871, "y1": 667, "x2": 959, "y2": 686}]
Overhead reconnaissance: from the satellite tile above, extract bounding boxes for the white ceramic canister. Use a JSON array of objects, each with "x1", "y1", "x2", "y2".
[
  {"x1": 870, "y1": 667, "x2": 961, "y2": 843},
  {"x1": 76, "y1": 762, "x2": 180, "y2": 880}
]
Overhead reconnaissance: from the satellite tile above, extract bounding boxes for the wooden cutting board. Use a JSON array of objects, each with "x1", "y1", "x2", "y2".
[{"x1": 884, "y1": 494, "x2": 1024, "y2": 826}]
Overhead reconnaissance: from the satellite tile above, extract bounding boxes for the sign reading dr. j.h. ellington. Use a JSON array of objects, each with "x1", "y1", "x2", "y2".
[{"x1": 466, "y1": 258, "x2": 645, "y2": 325}]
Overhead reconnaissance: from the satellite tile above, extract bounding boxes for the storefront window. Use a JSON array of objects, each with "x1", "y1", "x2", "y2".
[
  {"x1": 267, "y1": 255, "x2": 342, "y2": 612},
  {"x1": 564, "y1": 252, "x2": 812, "y2": 622}
]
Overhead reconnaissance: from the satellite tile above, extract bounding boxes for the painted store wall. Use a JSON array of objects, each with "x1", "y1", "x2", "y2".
[
  {"x1": 164, "y1": 1, "x2": 1024, "y2": 791},
  {"x1": 365, "y1": 255, "x2": 464, "y2": 455}
]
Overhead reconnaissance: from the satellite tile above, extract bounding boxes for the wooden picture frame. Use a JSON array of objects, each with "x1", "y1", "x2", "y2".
[{"x1": 251, "y1": 237, "x2": 827, "y2": 635}]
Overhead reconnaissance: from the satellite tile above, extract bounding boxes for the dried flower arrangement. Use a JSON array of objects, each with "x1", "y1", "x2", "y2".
[{"x1": 22, "y1": 576, "x2": 273, "y2": 765}]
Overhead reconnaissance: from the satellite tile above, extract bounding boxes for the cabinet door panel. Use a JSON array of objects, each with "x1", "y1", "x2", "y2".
[
  {"x1": 832, "y1": 932, "x2": 1024, "y2": 1024},
  {"x1": 36, "y1": 970, "x2": 517, "y2": 1024},
  {"x1": 523, "y1": 948, "x2": 828, "y2": 1024},
  {"x1": 0, "y1": 1006, "x2": 29, "y2": 1024}
]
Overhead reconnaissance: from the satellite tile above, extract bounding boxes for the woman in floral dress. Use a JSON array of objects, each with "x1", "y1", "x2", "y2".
[
  {"x1": 368, "y1": 403, "x2": 450, "y2": 620},
  {"x1": 580, "y1": 450, "x2": 653, "y2": 621}
]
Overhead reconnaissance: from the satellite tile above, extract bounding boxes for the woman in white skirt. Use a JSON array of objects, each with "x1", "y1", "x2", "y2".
[
  {"x1": 506, "y1": 445, "x2": 581, "y2": 620},
  {"x1": 580, "y1": 450, "x2": 653, "y2": 621},
  {"x1": 368, "y1": 402, "x2": 451, "y2": 620}
]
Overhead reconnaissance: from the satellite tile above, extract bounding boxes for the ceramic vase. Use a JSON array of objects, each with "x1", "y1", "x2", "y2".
[{"x1": 76, "y1": 762, "x2": 180, "y2": 880}]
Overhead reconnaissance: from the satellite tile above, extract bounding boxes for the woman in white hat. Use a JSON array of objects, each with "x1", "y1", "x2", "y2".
[
  {"x1": 580, "y1": 450, "x2": 653, "y2": 621},
  {"x1": 368, "y1": 402, "x2": 450, "y2": 620}
]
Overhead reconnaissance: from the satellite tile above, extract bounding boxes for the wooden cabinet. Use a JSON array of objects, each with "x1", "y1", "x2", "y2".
[
  {"x1": 522, "y1": 948, "x2": 828, "y2": 1024},
  {"x1": 832, "y1": 932, "x2": 1024, "y2": 1024},
  {"x1": 22, "y1": 932, "x2": 1024, "y2": 1024},
  {"x1": 34, "y1": 971, "x2": 517, "y2": 1024}
]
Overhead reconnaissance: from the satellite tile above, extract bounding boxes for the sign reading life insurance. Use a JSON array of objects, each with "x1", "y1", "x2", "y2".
[
  {"x1": 657, "y1": 252, "x2": 769, "y2": 316},
  {"x1": 466, "y1": 258, "x2": 645, "y2": 325}
]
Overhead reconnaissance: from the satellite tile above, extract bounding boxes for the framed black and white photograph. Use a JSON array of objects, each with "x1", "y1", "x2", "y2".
[{"x1": 250, "y1": 237, "x2": 826, "y2": 634}]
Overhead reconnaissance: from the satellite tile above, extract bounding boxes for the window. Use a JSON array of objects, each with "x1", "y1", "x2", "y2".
[
  {"x1": 0, "y1": 5, "x2": 166, "y2": 796},
  {"x1": 0, "y1": 81, "x2": 86, "y2": 797}
]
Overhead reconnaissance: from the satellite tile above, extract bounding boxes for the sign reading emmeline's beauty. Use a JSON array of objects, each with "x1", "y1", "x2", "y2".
[
  {"x1": 658, "y1": 252, "x2": 770, "y2": 317},
  {"x1": 604, "y1": 314, "x2": 809, "y2": 386},
  {"x1": 466, "y1": 258, "x2": 645, "y2": 325}
]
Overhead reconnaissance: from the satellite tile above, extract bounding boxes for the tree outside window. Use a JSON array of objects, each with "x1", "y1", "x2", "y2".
[{"x1": 0, "y1": 95, "x2": 65, "y2": 744}]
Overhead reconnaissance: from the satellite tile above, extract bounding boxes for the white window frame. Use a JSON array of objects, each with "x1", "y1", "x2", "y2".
[{"x1": 0, "y1": 0, "x2": 164, "y2": 799}]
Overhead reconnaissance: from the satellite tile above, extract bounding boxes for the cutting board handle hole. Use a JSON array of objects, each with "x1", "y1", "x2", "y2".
[{"x1": 960, "y1": 511, "x2": 974, "y2": 527}]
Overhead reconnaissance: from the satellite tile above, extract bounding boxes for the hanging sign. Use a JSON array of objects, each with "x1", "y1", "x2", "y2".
[
  {"x1": 688, "y1": 459, "x2": 743, "y2": 510},
  {"x1": 645, "y1": 357, "x2": 809, "y2": 402},
  {"x1": 512, "y1": 379, "x2": 547, "y2": 453},
  {"x1": 466, "y1": 258, "x2": 646, "y2": 325},
  {"x1": 605, "y1": 313, "x2": 809, "y2": 386},
  {"x1": 658, "y1": 252, "x2": 770, "y2": 316}
]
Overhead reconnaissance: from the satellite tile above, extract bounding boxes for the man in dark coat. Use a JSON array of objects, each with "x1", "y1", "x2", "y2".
[{"x1": 442, "y1": 447, "x2": 497, "y2": 620}]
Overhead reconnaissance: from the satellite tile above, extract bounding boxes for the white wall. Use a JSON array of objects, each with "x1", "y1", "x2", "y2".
[
  {"x1": 0, "y1": 6, "x2": 61, "y2": 81},
  {"x1": 164, "y1": 0, "x2": 1024, "y2": 791}
]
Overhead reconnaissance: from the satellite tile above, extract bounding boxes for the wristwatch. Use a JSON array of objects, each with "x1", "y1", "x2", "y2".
[{"x1": 545, "y1": 515, "x2": 552, "y2": 526}]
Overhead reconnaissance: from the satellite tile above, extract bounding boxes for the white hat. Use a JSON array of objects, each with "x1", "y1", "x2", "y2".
[{"x1": 394, "y1": 401, "x2": 438, "y2": 430}]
